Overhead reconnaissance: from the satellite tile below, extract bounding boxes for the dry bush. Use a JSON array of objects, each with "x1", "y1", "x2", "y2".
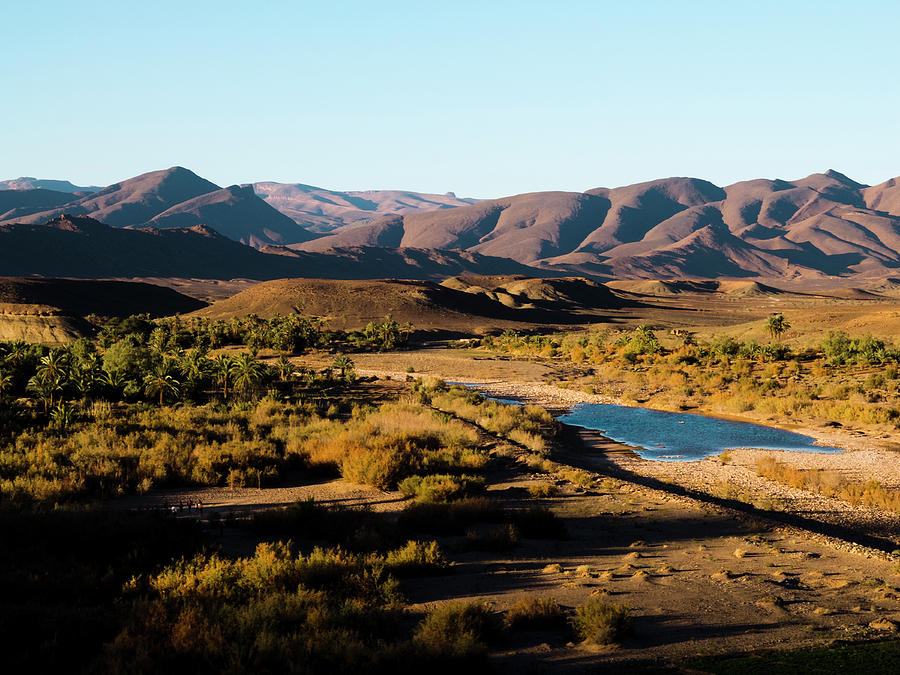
[
  {"x1": 398, "y1": 474, "x2": 485, "y2": 502},
  {"x1": 413, "y1": 601, "x2": 497, "y2": 659},
  {"x1": 504, "y1": 597, "x2": 566, "y2": 630},
  {"x1": 527, "y1": 482, "x2": 558, "y2": 499},
  {"x1": 757, "y1": 455, "x2": 900, "y2": 512},
  {"x1": 573, "y1": 598, "x2": 631, "y2": 644},
  {"x1": 384, "y1": 540, "x2": 449, "y2": 575}
]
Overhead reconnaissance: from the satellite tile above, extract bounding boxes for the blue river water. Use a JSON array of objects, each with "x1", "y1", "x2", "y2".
[{"x1": 557, "y1": 403, "x2": 842, "y2": 462}]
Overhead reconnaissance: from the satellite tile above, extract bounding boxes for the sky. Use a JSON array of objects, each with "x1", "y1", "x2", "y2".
[{"x1": 3, "y1": 0, "x2": 899, "y2": 198}]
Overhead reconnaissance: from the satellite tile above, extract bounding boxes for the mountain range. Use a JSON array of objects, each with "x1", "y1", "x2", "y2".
[
  {"x1": 4, "y1": 167, "x2": 900, "y2": 282},
  {"x1": 298, "y1": 170, "x2": 900, "y2": 282},
  {"x1": 0, "y1": 214, "x2": 548, "y2": 281}
]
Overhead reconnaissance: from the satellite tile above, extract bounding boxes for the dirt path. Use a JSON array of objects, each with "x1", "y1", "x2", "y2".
[{"x1": 112, "y1": 478, "x2": 407, "y2": 517}]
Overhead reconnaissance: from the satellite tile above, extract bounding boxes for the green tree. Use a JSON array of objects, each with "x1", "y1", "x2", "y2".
[
  {"x1": 766, "y1": 313, "x2": 790, "y2": 342},
  {"x1": 143, "y1": 360, "x2": 181, "y2": 406},
  {"x1": 0, "y1": 370, "x2": 12, "y2": 400},
  {"x1": 50, "y1": 402, "x2": 79, "y2": 430},
  {"x1": 331, "y1": 354, "x2": 356, "y2": 382},
  {"x1": 27, "y1": 374, "x2": 62, "y2": 413},
  {"x1": 213, "y1": 355, "x2": 236, "y2": 400},
  {"x1": 275, "y1": 355, "x2": 296, "y2": 382},
  {"x1": 36, "y1": 350, "x2": 69, "y2": 387},
  {"x1": 231, "y1": 353, "x2": 265, "y2": 398},
  {"x1": 179, "y1": 348, "x2": 211, "y2": 397}
]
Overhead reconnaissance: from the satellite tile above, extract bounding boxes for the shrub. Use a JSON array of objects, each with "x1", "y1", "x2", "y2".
[
  {"x1": 399, "y1": 498, "x2": 505, "y2": 535},
  {"x1": 398, "y1": 474, "x2": 485, "y2": 502},
  {"x1": 413, "y1": 602, "x2": 497, "y2": 658},
  {"x1": 573, "y1": 598, "x2": 631, "y2": 644},
  {"x1": 505, "y1": 597, "x2": 567, "y2": 630},
  {"x1": 384, "y1": 541, "x2": 449, "y2": 575},
  {"x1": 464, "y1": 524, "x2": 519, "y2": 552},
  {"x1": 512, "y1": 505, "x2": 567, "y2": 539},
  {"x1": 527, "y1": 482, "x2": 558, "y2": 498}
]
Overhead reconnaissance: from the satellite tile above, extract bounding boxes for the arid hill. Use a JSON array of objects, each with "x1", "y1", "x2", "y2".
[
  {"x1": 0, "y1": 168, "x2": 475, "y2": 247},
  {"x1": 0, "y1": 277, "x2": 207, "y2": 317},
  {"x1": 0, "y1": 215, "x2": 552, "y2": 281},
  {"x1": 0, "y1": 277, "x2": 209, "y2": 343},
  {"x1": 298, "y1": 170, "x2": 900, "y2": 282},
  {"x1": 252, "y1": 182, "x2": 478, "y2": 233},
  {"x1": 192, "y1": 276, "x2": 630, "y2": 331}
]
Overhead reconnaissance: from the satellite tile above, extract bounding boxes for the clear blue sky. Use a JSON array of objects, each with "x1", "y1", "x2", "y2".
[{"x1": 3, "y1": 1, "x2": 898, "y2": 198}]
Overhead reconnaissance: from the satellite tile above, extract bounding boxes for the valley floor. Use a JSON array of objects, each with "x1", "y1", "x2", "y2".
[{"x1": 119, "y1": 356, "x2": 900, "y2": 670}]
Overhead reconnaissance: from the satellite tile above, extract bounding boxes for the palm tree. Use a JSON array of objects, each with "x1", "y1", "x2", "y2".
[
  {"x1": 50, "y1": 402, "x2": 79, "y2": 430},
  {"x1": 213, "y1": 355, "x2": 236, "y2": 400},
  {"x1": 27, "y1": 375, "x2": 62, "y2": 413},
  {"x1": 180, "y1": 349, "x2": 211, "y2": 395},
  {"x1": 232, "y1": 352, "x2": 265, "y2": 398},
  {"x1": 143, "y1": 361, "x2": 181, "y2": 406},
  {"x1": 37, "y1": 350, "x2": 69, "y2": 386},
  {"x1": 331, "y1": 354, "x2": 355, "y2": 382},
  {"x1": 4, "y1": 340, "x2": 28, "y2": 367},
  {"x1": 101, "y1": 368, "x2": 127, "y2": 398},
  {"x1": 766, "y1": 313, "x2": 790, "y2": 342},
  {"x1": 0, "y1": 370, "x2": 13, "y2": 400},
  {"x1": 275, "y1": 355, "x2": 296, "y2": 382}
]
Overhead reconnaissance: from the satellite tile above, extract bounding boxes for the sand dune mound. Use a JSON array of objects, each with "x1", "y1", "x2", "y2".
[{"x1": 716, "y1": 280, "x2": 784, "y2": 296}]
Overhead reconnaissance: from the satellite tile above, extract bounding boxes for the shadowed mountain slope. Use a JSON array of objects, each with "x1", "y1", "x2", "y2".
[
  {"x1": 0, "y1": 189, "x2": 77, "y2": 221},
  {"x1": 145, "y1": 185, "x2": 316, "y2": 246},
  {"x1": 0, "y1": 277, "x2": 207, "y2": 317},
  {"x1": 0, "y1": 215, "x2": 553, "y2": 281}
]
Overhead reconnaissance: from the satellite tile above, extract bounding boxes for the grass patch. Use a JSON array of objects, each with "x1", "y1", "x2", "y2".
[{"x1": 527, "y1": 482, "x2": 559, "y2": 498}]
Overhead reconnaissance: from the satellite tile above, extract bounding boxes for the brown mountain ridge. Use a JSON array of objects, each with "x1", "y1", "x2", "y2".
[{"x1": 297, "y1": 170, "x2": 900, "y2": 282}]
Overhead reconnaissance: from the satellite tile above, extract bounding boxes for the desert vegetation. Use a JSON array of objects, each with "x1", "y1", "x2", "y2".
[
  {"x1": 477, "y1": 324, "x2": 900, "y2": 429},
  {"x1": 5, "y1": 311, "x2": 900, "y2": 672}
]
